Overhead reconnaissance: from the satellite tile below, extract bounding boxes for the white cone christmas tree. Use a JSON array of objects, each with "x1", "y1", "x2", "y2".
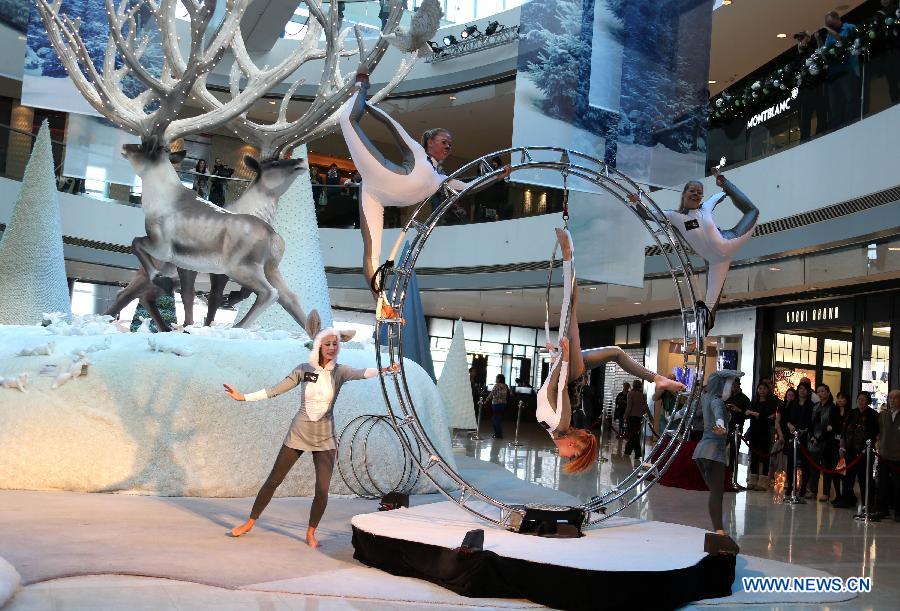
[
  {"x1": 437, "y1": 319, "x2": 476, "y2": 430},
  {"x1": 237, "y1": 145, "x2": 333, "y2": 331},
  {"x1": 0, "y1": 120, "x2": 71, "y2": 324}
]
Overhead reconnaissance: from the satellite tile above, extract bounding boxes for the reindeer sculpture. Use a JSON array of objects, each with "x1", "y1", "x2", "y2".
[
  {"x1": 42, "y1": 0, "x2": 440, "y2": 329},
  {"x1": 103, "y1": 153, "x2": 306, "y2": 330}
]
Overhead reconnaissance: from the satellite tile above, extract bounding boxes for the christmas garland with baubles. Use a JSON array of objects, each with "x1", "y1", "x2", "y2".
[{"x1": 711, "y1": 8, "x2": 900, "y2": 124}]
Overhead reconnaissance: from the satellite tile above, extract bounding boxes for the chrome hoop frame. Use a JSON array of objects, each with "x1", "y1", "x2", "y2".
[{"x1": 375, "y1": 146, "x2": 706, "y2": 531}]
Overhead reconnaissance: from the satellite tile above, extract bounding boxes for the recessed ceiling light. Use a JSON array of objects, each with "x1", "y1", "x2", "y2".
[
  {"x1": 722, "y1": 0, "x2": 731, "y2": 5},
  {"x1": 505, "y1": 290, "x2": 513, "y2": 294},
  {"x1": 449, "y1": 95, "x2": 457, "y2": 101},
  {"x1": 889, "y1": 247, "x2": 900, "y2": 251},
  {"x1": 589, "y1": 287, "x2": 597, "y2": 290},
  {"x1": 268, "y1": 100, "x2": 276, "y2": 104},
  {"x1": 633, "y1": 302, "x2": 642, "y2": 305},
  {"x1": 769, "y1": 266, "x2": 781, "y2": 271},
  {"x1": 776, "y1": 33, "x2": 787, "y2": 38},
  {"x1": 708, "y1": 80, "x2": 717, "y2": 84}
]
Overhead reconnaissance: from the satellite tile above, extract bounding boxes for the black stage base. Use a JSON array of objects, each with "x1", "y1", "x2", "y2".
[{"x1": 351, "y1": 502, "x2": 735, "y2": 611}]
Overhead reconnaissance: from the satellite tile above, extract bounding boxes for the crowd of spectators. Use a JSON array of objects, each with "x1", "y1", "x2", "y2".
[
  {"x1": 788, "y1": 3, "x2": 899, "y2": 138},
  {"x1": 731, "y1": 375, "x2": 900, "y2": 521}
]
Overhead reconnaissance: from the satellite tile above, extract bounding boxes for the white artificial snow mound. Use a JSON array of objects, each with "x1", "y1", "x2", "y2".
[
  {"x1": 0, "y1": 556, "x2": 20, "y2": 607},
  {"x1": 437, "y1": 320, "x2": 476, "y2": 430},
  {"x1": 0, "y1": 325, "x2": 456, "y2": 497}
]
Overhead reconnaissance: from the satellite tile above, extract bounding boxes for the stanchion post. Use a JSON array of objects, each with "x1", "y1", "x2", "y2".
[
  {"x1": 509, "y1": 400, "x2": 524, "y2": 448},
  {"x1": 732, "y1": 426, "x2": 745, "y2": 491},
  {"x1": 597, "y1": 403, "x2": 608, "y2": 463},
  {"x1": 640, "y1": 413, "x2": 648, "y2": 459},
  {"x1": 854, "y1": 439, "x2": 878, "y2": 522},
  {"x1": 471, "y1": 394, "x2": 485, "y2": 441},
  {"x1": 784, "y1": 431, "x2": 806, "y2": 505}
]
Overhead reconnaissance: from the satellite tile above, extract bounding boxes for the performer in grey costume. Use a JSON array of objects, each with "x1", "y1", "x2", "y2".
[
  {"x1": 223, "y1": 312, "x2": 397, "y2": 548},
  {"x1": 692, "y1": 369, "x2": 743, "y2": 553}
]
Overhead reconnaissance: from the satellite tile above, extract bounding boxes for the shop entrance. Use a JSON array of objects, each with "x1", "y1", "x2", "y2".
[{"x1": 773, "y1": 328, "x2": 853, "y2": 399}]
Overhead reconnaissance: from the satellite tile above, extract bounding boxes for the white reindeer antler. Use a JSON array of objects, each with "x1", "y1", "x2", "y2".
[
  {"x1": 34, "y1": 0, "x2": 343, "y2": 146},
  {"x1": 189, "y1": 0, "x2": 434, "y2": 160}
]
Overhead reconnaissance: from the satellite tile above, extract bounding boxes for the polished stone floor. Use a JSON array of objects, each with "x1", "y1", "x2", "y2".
[
  {"x1": 453, "y1": 419, "x2": 899, "y2": 611},
  {"x1": 2, "y1": 420, "x2": 897, "y2": 610}
]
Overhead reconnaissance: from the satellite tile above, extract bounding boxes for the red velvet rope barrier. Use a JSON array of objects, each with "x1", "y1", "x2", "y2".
[
  {"x1": 797, "y1": 442, "x2": 867, "y2": 475},
  {"x1": 873, "y1": 451, "x2": 900, "y2": 473},
  {"x1": 738, "y1": 434, "x2": 782, "y2": 459}
]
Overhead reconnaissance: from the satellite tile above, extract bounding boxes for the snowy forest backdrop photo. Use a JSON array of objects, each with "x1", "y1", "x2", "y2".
[{"x1": 513, "y1": 0, "x2": 715, "y2": 188}]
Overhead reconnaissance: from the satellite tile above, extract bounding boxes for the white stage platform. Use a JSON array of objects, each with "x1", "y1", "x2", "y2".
[{"x1": 351, "y1": 501, "x2": 736, "y2": 610}]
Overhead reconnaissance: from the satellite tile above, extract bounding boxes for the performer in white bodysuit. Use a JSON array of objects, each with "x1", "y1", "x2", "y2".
[
  {"x1": 663, "y1": 169, "x2": 758, "y2": 331},
  {"x1": 339, "y1": 69, "x2": 510, "y2": 297},
  {"x1": 536, "y1": 229, "x2": 685, "y2": 474}
]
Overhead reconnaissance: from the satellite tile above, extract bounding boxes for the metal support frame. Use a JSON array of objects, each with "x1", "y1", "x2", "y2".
[
  {"x1": 854, "y1": 439, "x2": 878, "y2": 522},
  {"x1": 509, "y1": 400, "x2": 524, "y2": 448},
  {"x1": 784, "y1": 431, "x2": 806, "y2": 505},
  {"x1": 374, "y1": 146, "x2": 706, "y2": 531},
  {"x1": 731, "y1": 425, "x2": 745, "y2": 491}
]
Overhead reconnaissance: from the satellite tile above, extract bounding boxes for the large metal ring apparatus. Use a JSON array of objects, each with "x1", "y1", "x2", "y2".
[
  {"x1": 337, "y1": 414, "x2": 422, "y2": 499},
  {"x1": 375, "y1": 146, "x2": 706, "y2": 531}
]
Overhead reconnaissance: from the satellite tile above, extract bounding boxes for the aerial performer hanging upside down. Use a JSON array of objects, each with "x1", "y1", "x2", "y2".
[
  {"x1": 663, "y1": 168, "x2": 758, "y2": 332},
  {"x1": 536, "y1": 229, "x2": 686, "y2": 474},
  {"x1": 339, "y1": 67, "x2": 510, "y2": 307},
  {"x1": 222, "y1": 312, "x2": 399, "y2": 548}
]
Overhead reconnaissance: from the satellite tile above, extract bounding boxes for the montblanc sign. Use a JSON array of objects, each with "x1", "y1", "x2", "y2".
[{"x1": 747, "y1": 99, "x2": 792, "y2": 128}]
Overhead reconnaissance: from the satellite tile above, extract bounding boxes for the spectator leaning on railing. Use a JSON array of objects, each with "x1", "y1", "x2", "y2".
[
  {"x1": 192, "y1": 158, "x2": 209, "y2": 199},
  {"x1": 823, "y1": 10, "x2": 861, "y2": 128},
  {"x1": 793, "y1": 30, "x2": 828, "y2": 138},
  {"x1": 873, "y1": 0, "x2": 900, "y2": 105}
]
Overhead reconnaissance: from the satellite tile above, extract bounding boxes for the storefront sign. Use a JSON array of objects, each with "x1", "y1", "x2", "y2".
[
  {"x1": 774, "y1": 298, "x2": 855, "y2": 330},
  {"x1": 746, "y1": 98, "x2": 791, "y2": 128},
  {"x1": 785, "y1": 305, "x2": 840, "y2": 324}
]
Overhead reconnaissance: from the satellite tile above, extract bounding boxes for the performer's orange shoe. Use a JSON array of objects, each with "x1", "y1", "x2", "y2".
[{"x1": 377, "y1": 297, "x2": 405, "y2": 325}]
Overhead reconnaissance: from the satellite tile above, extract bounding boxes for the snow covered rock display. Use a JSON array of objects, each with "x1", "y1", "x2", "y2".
[
  {"x1": 0, "y1": 325, "x2": 456, "y2": 497},
  {"x1": 0, "y1": 555, "x2": 20, "y2": 609}
]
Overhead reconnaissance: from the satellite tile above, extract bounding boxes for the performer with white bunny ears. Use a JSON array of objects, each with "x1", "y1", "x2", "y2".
[
  {"x1": 223, "y1": 311, "x2": 398, "y2": 548},
  {"x1": 663, "y1": 168, "x2": 758, "y2": 332}
]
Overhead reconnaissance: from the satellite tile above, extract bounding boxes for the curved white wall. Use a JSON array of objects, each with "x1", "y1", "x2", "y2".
[
  {"x1": 204, "y1": 8, "x2": 523, "y2": 95},
  {"x1": 3, "y1": 104, "x2": 900, "y2": 277},
  {"x1": 650, "y1": 104, "x2": 900, "y2": 230}
]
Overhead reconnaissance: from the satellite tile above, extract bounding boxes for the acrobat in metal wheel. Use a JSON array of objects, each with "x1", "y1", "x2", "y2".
[{"x1": 375, "y1": 146, "x2": 707, "y2": 532}]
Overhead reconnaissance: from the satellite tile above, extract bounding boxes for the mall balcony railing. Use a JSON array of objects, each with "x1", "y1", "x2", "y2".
[
  {"x1": 0, "y1": 121, "x2": 566, "y2": 230},
  {"x1": 706, "y1": 18, "x2": 900, "y2": 173}
]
